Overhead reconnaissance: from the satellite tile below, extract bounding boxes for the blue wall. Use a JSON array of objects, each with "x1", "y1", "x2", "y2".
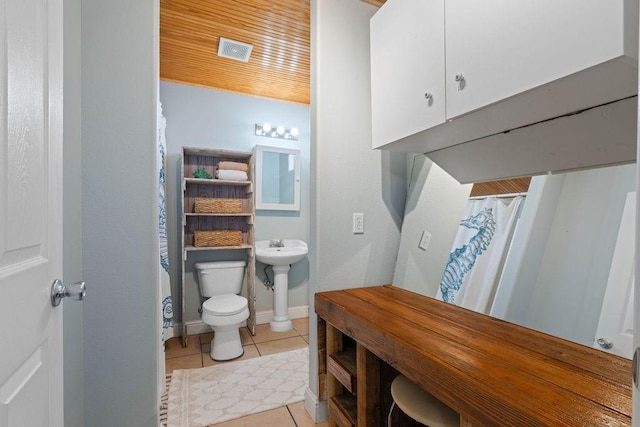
[{"x1": 160, "y1": 81, "x2": 311, "y2": 323}]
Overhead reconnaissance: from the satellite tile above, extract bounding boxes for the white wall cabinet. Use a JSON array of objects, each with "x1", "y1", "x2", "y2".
[
  {"x1": 444, "y1": 0, "x2": 635, "y2": 119},
  {"x1": 370, "y1": 0, "x2": 445, "y2": 147},
  {"x1": 370, "y1": 0, "x2": 638, "y2": 182}
]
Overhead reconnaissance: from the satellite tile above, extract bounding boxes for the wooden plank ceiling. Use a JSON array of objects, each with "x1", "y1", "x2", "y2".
[
  {"x1": 161, "y1": 0, "x2": 311, "y2": 105},
  {"x1": 160, "y1": 0, "x2": 387, "y2": 105},
  {"x1": 470, "y1": 177, "x2": 531, "y2": 197}
]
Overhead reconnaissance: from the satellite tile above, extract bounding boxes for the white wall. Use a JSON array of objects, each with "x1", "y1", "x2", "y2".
[
  {"x1": 81, "y1": 0, "x2": 159, "y2": 425},
  {"x1": 308, "y1": 0, "x2": 407, "y2": 414},
  {"x1": 160, "y1": 82, "x2": 311, "y2": 324},
  {"x1": 393, "y1": 155, "x2": 471, "y2": 296},
  {"x1": 63, "y1": 0, "x2": 84, "y2": 425}
]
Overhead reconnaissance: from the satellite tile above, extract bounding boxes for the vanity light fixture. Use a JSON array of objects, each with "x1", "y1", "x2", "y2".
[{"x1": 255, "y1": 123, "x2": 299, "y2": 141}]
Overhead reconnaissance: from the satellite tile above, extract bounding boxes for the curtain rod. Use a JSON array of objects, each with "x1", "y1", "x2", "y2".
[{"x1": 468, "y1": 192, "x2": 528, "y2": 200}]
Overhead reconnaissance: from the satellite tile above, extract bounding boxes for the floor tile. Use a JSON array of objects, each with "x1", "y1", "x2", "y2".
[
  {"x1": 198, "y1": 332, "x2": 214, "y2": 347},
  {"x1": 292, "y1": 318, "x2": 309, "y2": 335},
  {"x1": 302, "y1": 335, "x2": 309, "y2": 343},
  {"x1": 165, "y1": 353, "x2": 202, "y2": 373},
  {"x1": 251, "y1": 323, "x2": 300, "y2": 344},
  {"x1": 202, "y1": 344, "x2": 260, "y2": 367},
  {"x1": 256, "y1": 336, "x2": 308, "y2": 356},
  {"x1": 209, "y1": 406, "x2": 296, "y2": 427},
  {"x1": 240, "y1": 327, "x2": 253, "y2": 345},
  {"x1": 287, "y1": 401, "x2": 328, "y2": 427},
  {"x1": 165, "y1": 336, "x2": 201, "y2": 359}
]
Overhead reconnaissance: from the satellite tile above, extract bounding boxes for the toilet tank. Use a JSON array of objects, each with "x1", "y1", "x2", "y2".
[{"x1": 194, "y1": 260, "x2": 246, "y2": 297}]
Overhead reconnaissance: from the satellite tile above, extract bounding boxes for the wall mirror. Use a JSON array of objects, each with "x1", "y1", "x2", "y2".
[
  {"x1": 254, "y1": 145, "x2": 301, "y2": 211},
  {"x1": 393, "y1": 155, "x2": 636, "y2": 359}
]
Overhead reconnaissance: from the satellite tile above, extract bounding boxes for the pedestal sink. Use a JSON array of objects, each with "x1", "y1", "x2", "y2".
[{"x1": 255, "y1": 240, "x2": 308, "y2": 332}]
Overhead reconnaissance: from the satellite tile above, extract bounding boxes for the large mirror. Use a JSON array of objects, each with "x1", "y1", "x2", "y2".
[
  {"x1": 254, "y1": 145, "x2": 301, "y2": 211},
  {"x1": 393, "y1": 155, "x2": 636, "y2": 358}
]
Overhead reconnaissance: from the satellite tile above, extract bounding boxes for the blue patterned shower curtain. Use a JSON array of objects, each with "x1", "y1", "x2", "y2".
[
  {"x1": 158, "y1": 102, "x2": 174, "y2": 341},
  {"x1": 436, "y1": 196, "x2": 523, "y2": 314}
]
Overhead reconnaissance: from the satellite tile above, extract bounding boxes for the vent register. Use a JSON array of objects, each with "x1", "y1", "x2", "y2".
[{"x1": 218, "y1": 37, "x2": 253, "y2": 62}]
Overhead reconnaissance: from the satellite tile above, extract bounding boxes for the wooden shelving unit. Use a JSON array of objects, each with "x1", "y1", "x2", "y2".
[
  {"x1": 180, "y1": 147, "x2": 256, "y2": 346},
  {"x1": 329, "y1": 394, "x2": 358, "y2": 427},
  {"x1": 325, "y1": 324, "x2": 380, "y2": 427},
  {"x1": 328, "y1": 346, "x2": 357, "y2": 394}
]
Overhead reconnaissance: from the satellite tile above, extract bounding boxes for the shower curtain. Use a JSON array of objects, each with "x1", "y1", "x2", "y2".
[
  {"x1": 158, "y1": 102, "x2": 174, "y2": 341},
  {"x1": 436, "y1": 196, "x2": 523, "y2": 314}
]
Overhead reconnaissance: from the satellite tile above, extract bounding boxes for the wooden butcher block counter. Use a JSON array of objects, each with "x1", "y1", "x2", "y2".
[{"x1": 315, "y1": 285, "x2": 631, "y2": 426}]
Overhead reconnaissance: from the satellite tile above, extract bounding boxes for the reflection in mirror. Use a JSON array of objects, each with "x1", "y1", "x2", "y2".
[
  {"x1": 393, "y1": 155, "x2": 636, "y2": 358},
  {"x1": 254, "y1": 145, "x2": 300, "y2": 211}
]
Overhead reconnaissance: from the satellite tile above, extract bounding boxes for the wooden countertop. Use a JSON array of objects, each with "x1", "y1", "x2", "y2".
[{"x1": 315, "y1": 285, "x2": 632, "y2": 426}]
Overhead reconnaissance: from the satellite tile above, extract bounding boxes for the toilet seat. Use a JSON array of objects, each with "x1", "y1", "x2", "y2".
[{"x1": 202, "y1": 294, "x2": 248, "y2": 317}]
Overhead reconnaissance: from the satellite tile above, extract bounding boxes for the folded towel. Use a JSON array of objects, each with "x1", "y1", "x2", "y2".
[
  {"x1": 216, "y1": 169, "x2": 248, "y2": 181},
  {"x1": 217, "y1": 161, "x2": 248, "y2": 172}
]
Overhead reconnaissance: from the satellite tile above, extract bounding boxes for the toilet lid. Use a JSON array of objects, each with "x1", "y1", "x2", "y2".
[{"x1": 202, "y1": 294, "x2": 248, "y2": 316}]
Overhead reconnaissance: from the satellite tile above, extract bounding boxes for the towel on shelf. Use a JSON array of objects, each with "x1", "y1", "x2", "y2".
[
  {"x1": 217, "y1": 161, "x2": 249, "y2": 172},
  {"x1": 216, "y1": 169, "x2": 248, "y2": 181}
]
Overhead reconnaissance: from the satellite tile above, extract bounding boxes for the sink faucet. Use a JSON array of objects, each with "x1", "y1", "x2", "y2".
[{"x1": 269, "y1": 239, "x2": 284, "y2": 248}]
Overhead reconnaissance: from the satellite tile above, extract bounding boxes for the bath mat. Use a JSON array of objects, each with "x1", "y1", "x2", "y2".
[
  {"x1": 160, "y1": 373, "x2": 172, "y2": 426},
  {"x1": 167, "y1": 347, "x2": 308, "y2": 426}
]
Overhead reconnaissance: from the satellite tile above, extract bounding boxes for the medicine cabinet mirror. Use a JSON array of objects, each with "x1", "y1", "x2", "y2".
[{"x1": 254, "y1": 145, "x2": 301, "y2": 211}]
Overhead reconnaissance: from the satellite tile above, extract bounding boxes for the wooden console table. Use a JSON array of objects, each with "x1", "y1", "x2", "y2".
[{"x1": 315, "y1": 285, "x2": 631, "y2": 426}]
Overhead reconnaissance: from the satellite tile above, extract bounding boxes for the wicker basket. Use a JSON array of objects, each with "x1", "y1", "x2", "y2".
[
  {"x1": 193, "y1": 230, "x2": 243, "y2": 247},
  {"x1": 194, "y1": 198, "x2": 242, "y2": 214}
]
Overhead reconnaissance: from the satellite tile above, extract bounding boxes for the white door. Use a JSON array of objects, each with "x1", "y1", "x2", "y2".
[
  {"x1": 0, "y1": 0, "x2": 64, "y2": 425},
  {"x1": 594, "y1": 192, "x2": 635, "y2": 359}
]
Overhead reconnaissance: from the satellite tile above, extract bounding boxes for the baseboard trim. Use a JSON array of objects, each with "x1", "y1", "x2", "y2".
[
  {"x1": 255, "y1": 305, "x2": 309, "y2": 326},
  {"x1": 180, "y1": 305, "x2": 310, "y2": 335},
  {"x1": 304, "y1": 387, "x2": 328, "y2": 423}
]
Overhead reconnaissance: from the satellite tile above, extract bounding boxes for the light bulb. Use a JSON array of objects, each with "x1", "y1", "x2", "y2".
[
  {"x1": 290, "y1": 127, "x2": 299, "y2": 137},
  {"x1": 262, "y1": 123, "x2": 272, "y2": 132},
  {"x1": 276, "y1": 125, "x2": 285, "y2": 135}
]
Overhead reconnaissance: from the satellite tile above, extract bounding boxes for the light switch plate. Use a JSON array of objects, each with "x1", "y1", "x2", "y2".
[
  {"x1": 353, "y1": 213, "x2": 364, "y2": 234},
  {"x1": 418, "y1": 230, "x2": 431, "y2": 250}
]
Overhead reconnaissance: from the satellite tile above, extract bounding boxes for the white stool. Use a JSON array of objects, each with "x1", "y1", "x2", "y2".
[{"x1": 388, "y1": 375, "x2": 459, "y2": 427}]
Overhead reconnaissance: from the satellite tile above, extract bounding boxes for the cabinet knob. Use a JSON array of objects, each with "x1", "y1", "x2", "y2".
[
  {"x1": 455, "y1": 73, "x2": 466, "y2": 91},
  {"x1": 424, "y1": 92, "x2": 433, "y2": 106}
]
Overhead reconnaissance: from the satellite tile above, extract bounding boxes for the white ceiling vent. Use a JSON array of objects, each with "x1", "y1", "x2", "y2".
[{"x1": 217, "y1": 37, "x2": 253, "y2": 62}]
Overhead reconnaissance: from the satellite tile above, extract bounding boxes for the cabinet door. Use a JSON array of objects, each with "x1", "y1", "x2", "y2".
[
  {"x1": 445, "y1": 0, "x2": 626, "y2": 119},
  {"x1": 370, "y1": 0, "x2": 445, "y2": 149}
]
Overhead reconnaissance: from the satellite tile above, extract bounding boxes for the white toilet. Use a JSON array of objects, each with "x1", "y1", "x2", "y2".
[{"x1": 194, "y1": 260, "x2": 249, "y2": 361}]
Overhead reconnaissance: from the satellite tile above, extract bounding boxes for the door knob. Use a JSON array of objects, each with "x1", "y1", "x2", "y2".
[
  {"x1": 50, "y1": 279, "x2": 86, "y2": 307},
  {"x1": 596, "y1": 337, "x2": 613, "y2": 349}
]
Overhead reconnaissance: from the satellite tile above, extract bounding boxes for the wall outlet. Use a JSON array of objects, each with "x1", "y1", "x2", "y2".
[
  {"x1": 353, "y1": 213, "x2": 364, "y2": 234},
  {"x1": 418, "y1": 230, "x2": 431, "y2": 250}
]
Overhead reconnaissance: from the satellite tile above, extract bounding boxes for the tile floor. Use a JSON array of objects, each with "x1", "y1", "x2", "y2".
[{"x1": 165, "y1": 318, "x2": 327, "y2": 426}]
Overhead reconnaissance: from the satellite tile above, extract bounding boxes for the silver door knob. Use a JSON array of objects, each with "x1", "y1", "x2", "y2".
[
  {"x1": 455, "y1": 73, "x2": 466, "y2": 90},
  {"x1": 51, "y1": 279, "x2": 86, "y2": 307},
  {"x1": 596, "y1": 337, "x2": 613, "y2": 349}
]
